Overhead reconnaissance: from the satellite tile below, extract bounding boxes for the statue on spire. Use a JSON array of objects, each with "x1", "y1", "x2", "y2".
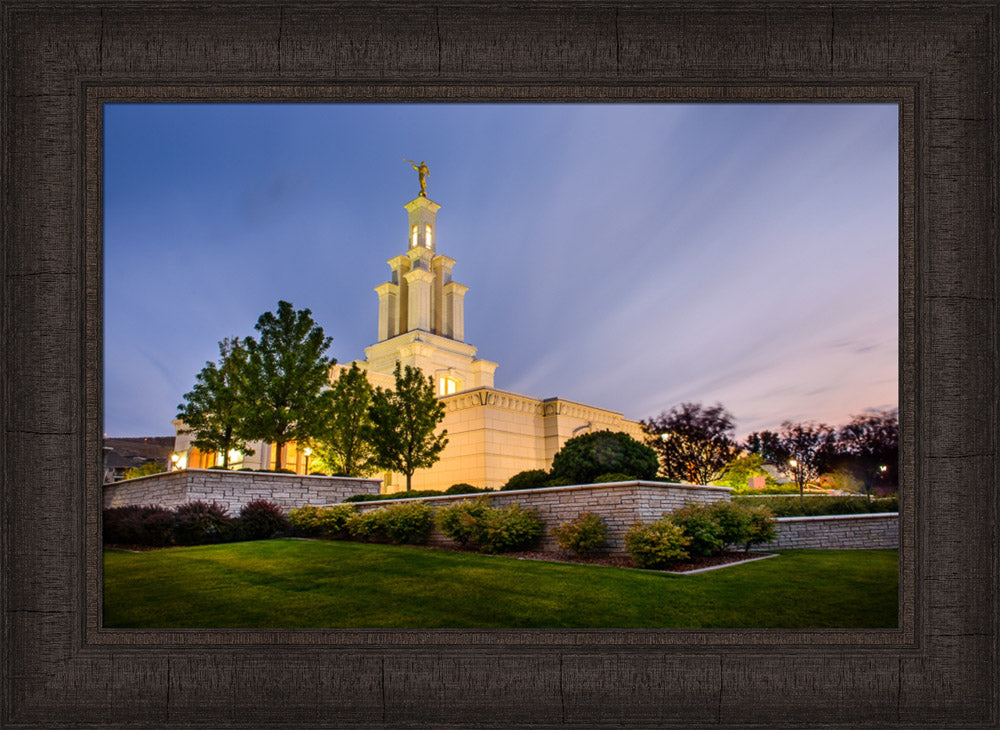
[{"x1": 404, "y1": 159, "x2": 429, "y2": 197}]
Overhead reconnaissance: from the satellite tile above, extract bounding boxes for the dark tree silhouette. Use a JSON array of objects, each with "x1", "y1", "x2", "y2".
[
  {"x1": 835, "y1": 409, "x2": 899, "y2": 501},
  {"x1": 746, "y1": 421, "x2": 836, "y2": 499},
  {"x1": 642, "y1": 403, "x2": 739, "y2": 485}
]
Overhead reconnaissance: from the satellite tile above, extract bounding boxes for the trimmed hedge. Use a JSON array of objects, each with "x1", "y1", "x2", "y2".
[{"x1": 732, "y1": 495, "x2": 898, "y2": 517}]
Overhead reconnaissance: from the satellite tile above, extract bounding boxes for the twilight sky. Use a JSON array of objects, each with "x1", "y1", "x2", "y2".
[{"x1": 104, "y1": 102, "x2": 898, "y2": 439}]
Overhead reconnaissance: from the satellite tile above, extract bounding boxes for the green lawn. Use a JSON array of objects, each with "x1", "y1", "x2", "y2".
[{"x1": 103, "y1": 539, "x2": 898, "y2": 629}]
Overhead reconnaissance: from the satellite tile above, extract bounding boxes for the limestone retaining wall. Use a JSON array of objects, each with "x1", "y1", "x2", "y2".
[
  {"x1": 765, "y1": 513, "x2": 899, "y2": 550},
  {"x1": 103, "y1": 469, "x2": 381, "y2": 514},
  {"x1": 343, "y1": 481, "x2": 732, "y2": 553}
]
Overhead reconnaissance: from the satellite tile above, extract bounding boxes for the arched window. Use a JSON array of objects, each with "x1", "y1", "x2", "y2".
[{"x1": 438, "y1": 376, "x2": 457, "y2": 395}]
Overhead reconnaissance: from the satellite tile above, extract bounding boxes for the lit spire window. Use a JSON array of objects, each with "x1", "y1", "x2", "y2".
[
  {"x1": 425, "y1": 224, "x2": 433, "y2": 250},
  {"x1": 411, "y1": 225, "x2": 418, "y2": 248}
]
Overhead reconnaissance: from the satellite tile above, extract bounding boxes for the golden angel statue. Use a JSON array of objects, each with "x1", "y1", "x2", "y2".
[{"x1": 404, "y1": 159, "x2": 429, "y2": 197}]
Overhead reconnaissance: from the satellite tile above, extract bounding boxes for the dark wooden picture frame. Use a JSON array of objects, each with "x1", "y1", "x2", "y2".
[{"x1": 3, "y1": 2, "x2": 996, "y2": 727}]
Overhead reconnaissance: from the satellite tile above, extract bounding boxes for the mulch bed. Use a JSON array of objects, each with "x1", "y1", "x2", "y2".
[{"x1": 432, "y1": 544, "x2": 768, "y2": 573}]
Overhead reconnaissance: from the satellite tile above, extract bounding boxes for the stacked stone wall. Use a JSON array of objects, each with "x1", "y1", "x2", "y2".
[
  {"x1": 764, "y1": 513, "x2": 899, "y2": 550},
  {"x1": 103, "y1": 469, "x2": 381, "y2": 514},
  {"x1": 345, "y1": 481, "x2": 731, "y2": 553}
]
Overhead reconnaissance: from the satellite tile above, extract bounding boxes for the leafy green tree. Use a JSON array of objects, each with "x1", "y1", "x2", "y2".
[
  {"x1": 123, "y1": 460, "x2": 167, "y2": 480},
  {"x1": 641, "y1": 403, "x2": 739, "y2": 484},
  {"x1": 312, "y1": 363, "x2": 377, "y2": 477},
  {"x1": 368, "y1": 362, "x2": 447, "y2": 491},
  {"x1": 176, "y1": 337, "x2": 255, "y2": 469},
  {"x1": 549, "y1": 430, "x2": 658, "y2": 485},
  {"x1": 243, "y1": 301, "x2": 333, "y2": 470},
  {"x1": 718, "y1": 452, "x2": 776, "y2": 489},
  {"x1": 835, "y1": 409, "x2": 898, "y2": 501},
  {"x1": 746, "y1": 421, "x2": 836, "y2": 499}
]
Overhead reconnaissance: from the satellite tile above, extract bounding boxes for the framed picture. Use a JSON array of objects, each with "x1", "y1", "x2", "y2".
[{"x1": 4, "y1": 2, "x2": 996, "y2": 727}]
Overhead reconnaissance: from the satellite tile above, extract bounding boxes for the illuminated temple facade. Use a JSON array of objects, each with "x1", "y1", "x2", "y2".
[{"x1": 174, "y1": 186, "x2": 643, "y2": 492}]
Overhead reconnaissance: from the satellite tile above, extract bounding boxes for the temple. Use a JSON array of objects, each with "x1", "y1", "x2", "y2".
[{"x1": 173, "y1": 173, "x2": 644, "y2": 491}]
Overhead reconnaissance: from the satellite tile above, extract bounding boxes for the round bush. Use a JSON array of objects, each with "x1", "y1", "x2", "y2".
[
  {"x1": 436, "y1": 498, "x2": 492, "y2": 546},
  {"x1": 476, "y1": 503, "x2": 545, "y2": 553},
  {"x1": 668, "y1": 503, "x2": 725, "y2": 557},
  {"x1": 500, "y1": 469, "x2": 551, "y2": 491},
  {"x1": 173, "y1": 501, "x2": 233, "y2": 546},
  {"x1": 237, "y1": 500, "x2": 289, "y2": 541},
  {"x1": 445, "y1": 483, "x2": 483, "y2": 495},
  {"x1": 549, "y1": 430, "x2": 658, "y2": 485},
  {"x1": 550, "y1": 512, "x2": 608, "y2": 556},
  {"x1": 624, "y1": 518, "x2": 691, "y2": 568}
]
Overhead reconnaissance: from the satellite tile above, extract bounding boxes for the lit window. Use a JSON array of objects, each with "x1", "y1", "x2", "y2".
[
  {"x1": 438, "y1": 376, "x2": 457, "y2": 395},
  {"x1": 425, "y1": 224, "x2": 433, "y2": 250},
  {"x1": 411, "y1": 225, "x2": 418, "y2": 247}
]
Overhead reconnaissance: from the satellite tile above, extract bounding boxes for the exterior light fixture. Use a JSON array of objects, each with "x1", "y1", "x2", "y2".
[
  {"x1": 788, "y1": 458, "x2": 798, "y2": 468},
  {"x1": 879, "y1": 465, "x2": 887, "y2": 472}
]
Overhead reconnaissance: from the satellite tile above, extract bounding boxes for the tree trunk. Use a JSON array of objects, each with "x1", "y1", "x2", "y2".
[{"x1": 405, "y1": 471, "x2": 412, "y2": 491}]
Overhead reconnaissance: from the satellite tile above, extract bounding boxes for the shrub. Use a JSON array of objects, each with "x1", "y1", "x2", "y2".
[
  {"x1": 544, "y1": 476, "x2": 574, "y2": 487},
  {"x1": 549, "y1": 430, "x2": 658, "y2": 485},
  {"x1": 550, "y1": 512, "x2": 608, "y2": 556},
  {"x1": 436, "y1": 498, "x2": 545, "y2": 553},
  {"x1": 288, "y1": 504, "x2": 357, "y2": 538},
  {"x1": 287, "y1": 504, "x2": 323, "y2": 536},
  {"x1": 347, "y1": 502, "x2": 434, "y2": 544},
  {"x1": 669, "y1": 503, "x2": 725, "y2": 557},
  {"x1": 592, "y1": 472, "x2": 636, "y2": 483},
  {"x1": 173, "y1": 501, "x2": 234, "y2": 546},
  {"x1": 379, "y1": 502, "x2": 435, "y2": 544},
  {"x1": 624, "y1": 518, "x2": 691, "y2": 568},
  {"x1": 706, "y1": 501, "x2": 777, "y2": 552},
  {"x1": 741, "y1": 504, "x2": 778, "y2": 552},
  {"x1": 500, "y1": 469, "x2": 551, "y2": 491},
  {"x1": 476, "y1": 503, "x2": 545, "y2": 553},
  {"x1": 445, "y1": 483, "x2": 484, "y2": 495},
  {"x1": 436, "y1": 498, "x2": 493, "y2": 546},
  {"x1": 237, "y1": 500, "x2": 289, "y2": 541},
  {"x1": 103, "y1": 504, "x2": 174, "y2": 547},
  {"x1": 346, "y1": 510, "x2": 382, "y2": 542}
]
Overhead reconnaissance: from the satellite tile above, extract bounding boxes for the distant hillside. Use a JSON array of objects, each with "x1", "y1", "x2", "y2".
[{"x1": 103, "y1": 436, "x2": 174, "y2": 461}]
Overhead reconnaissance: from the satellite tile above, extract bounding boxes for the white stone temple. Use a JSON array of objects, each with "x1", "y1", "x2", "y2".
[{"x1": 174, "y1": 177, "x2": 644, "y2": 491}]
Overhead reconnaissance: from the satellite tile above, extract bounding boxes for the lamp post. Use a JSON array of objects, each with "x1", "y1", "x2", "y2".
[
  {"x1": 789, "y1": 457, "x2": 803, "y2": 499},
  {"x1": 303, "y1": 447, "x2": 311, "y2": 475},
  {"x1": 170, "y1": 453, "x2": 180, "y2": 472}
]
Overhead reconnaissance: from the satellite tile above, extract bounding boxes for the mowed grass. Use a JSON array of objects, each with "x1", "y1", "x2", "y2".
[{"x1": 103, "y1": 539, "x2": 898, "y2": 629}]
